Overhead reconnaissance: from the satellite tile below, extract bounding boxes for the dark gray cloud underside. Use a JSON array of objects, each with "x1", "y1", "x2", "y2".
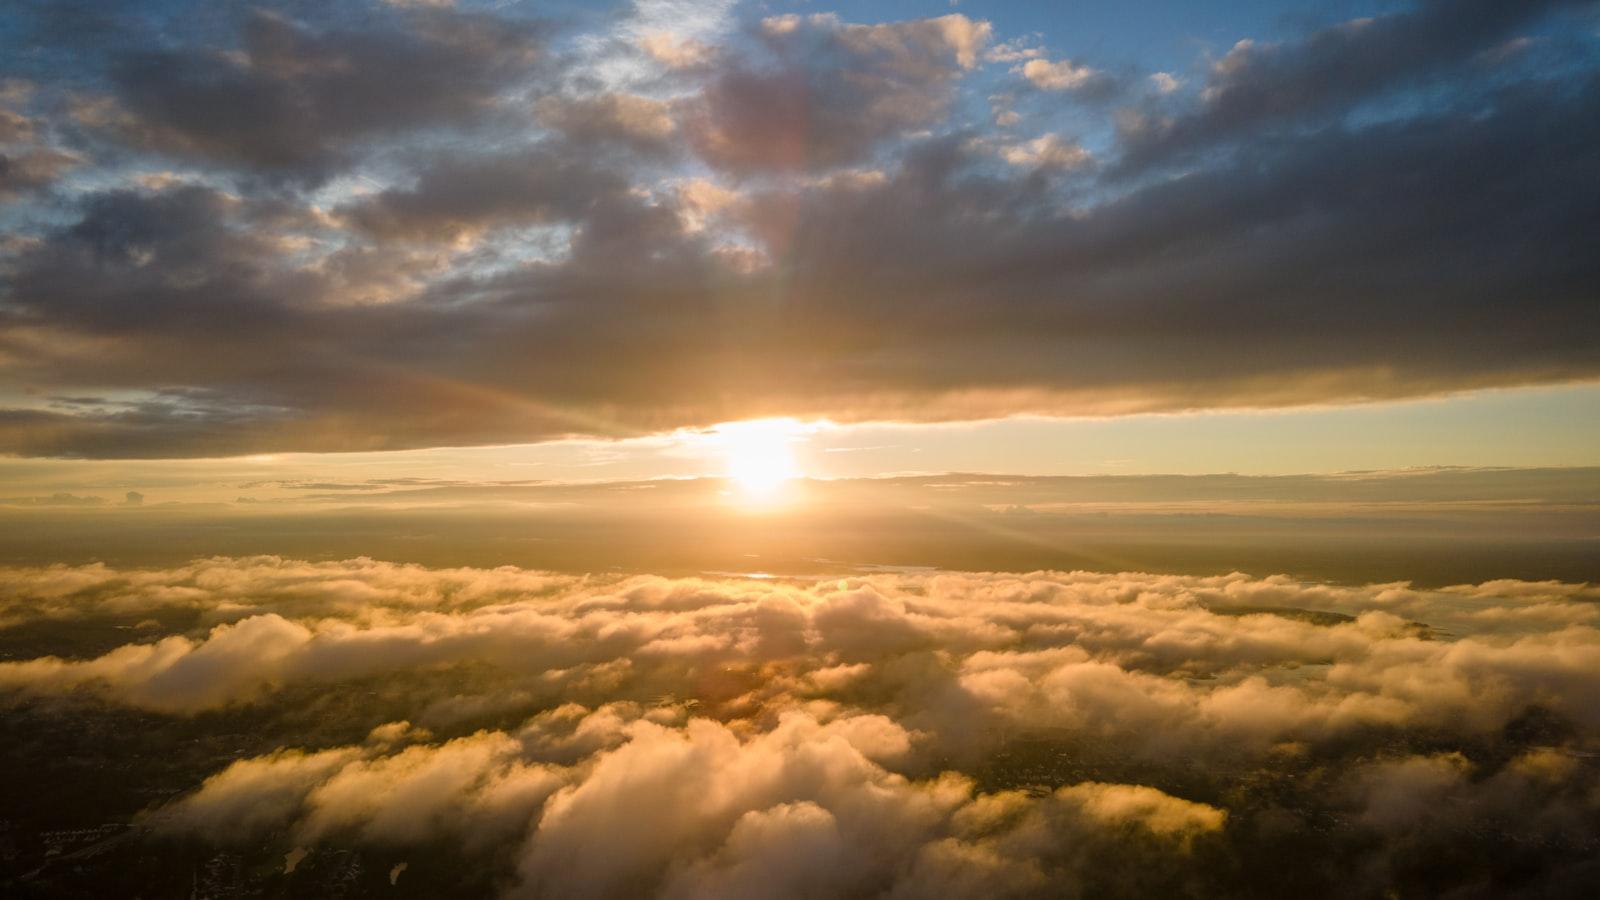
[{"x1": 0, "y1": 0, "x2": 1596, "y2": 456}]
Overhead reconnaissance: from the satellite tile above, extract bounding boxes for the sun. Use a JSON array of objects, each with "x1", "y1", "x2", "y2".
[{"x1": 713, "y1": 418, "x2": 803, "y2": 501}]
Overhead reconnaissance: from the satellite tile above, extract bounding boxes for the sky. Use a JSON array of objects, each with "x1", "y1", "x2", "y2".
[
  {"x1": 2, "y1": 0, "x2": 1597, "y2": 581},
  {"x1": 0, "y1": 0, "x2": 1596, "y2": 467},
  {"x1": 4, "y1": 5, "x2": 1600, "y2": 898},
  {"x1": 2, "y1": 382, "x2": 1599, "y2": 500}
]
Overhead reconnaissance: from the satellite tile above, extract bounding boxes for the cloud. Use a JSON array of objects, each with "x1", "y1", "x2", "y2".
[
  {"x1": 984, "y1": 39, "x2": 1044, "y2": 65},
  {"x1": 0, "y1": 2, "x2": 1596, "y2": 456},
  {"x1": 0, "y1": 491, "x2": 106, "y2": 507},
  {"x1": 0, "y1": 146, "x2": 78, "y2": 196},
  {"x1": 2, "y1": 560, "x2": 1597, "y2": 745},
  {"x1": 2, "y1": 557, "x2": 1596, "y2": 895},
  {"x1": 0, "y1": 85, "x2": 79, "y2": 195},
  {"x1": 1116, "y1": 0, "x2": 1585, "y2": 171},
  {"x1": 536, "y1": 94, "x2": 677, "y2": 153},
  {"x1": 337, "y1": 148, "x2": 625, "y2": 243},
  {"x1": 686, "y1": 14, "x2": 990, "y2": 174},
  {"x1": 639, "y1": 32, "x2": 714, "y2": 70},
  {"x1": 1019, "y1": 58, "x2": 1097, "y2": 91},
  {"x1": 1148, "y1": 72, "x2": 1180, "y2": 95},
  {"x1": 156, "y1": 703, "x2": 1221, "y2": 899},
  {"x1": 994, "y1": 134, "x2": 1091, "y2": 170},
  {"x1": 87, "y1": 6, "x2": 546, "y2": 178}
]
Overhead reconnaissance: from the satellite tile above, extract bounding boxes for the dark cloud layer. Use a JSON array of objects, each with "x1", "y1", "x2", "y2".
[
  {"x1": 1115, "y1": 0, "x2": 1590, "y2": 171},
  {"x1": 101, "y1": 6, "x2": 545, "y2": 178},
  {"x1": 686, "y1": 14, "x2": 991, "y2": 173},
  {"x1": 0, "y1": 1, "x2": 1597, "y2": 456}
]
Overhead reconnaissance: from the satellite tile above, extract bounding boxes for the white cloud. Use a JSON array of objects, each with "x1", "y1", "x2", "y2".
[
  {"x1": 1020, "y1": 57, "x2": 1097, "y2": 91},
  {"x1": 997, "y1": 134, "x2": 1091, "y2": 170},
  {"x1": 2, "y1": 560, "x2": 1595, "y2": 747},
  {"x1": 985, "y1": 39, "x2": 1044, "y2": 65},
  {"x1": 5, "y1": 558, "x2": 1596, "y2": 895},
  {"x1": 158, "y1": 705, "x2": 1222, "y2": 899}
]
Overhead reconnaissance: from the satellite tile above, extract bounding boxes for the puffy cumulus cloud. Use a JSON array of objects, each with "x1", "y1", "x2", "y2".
[
  {"x1": 639, "y1": 31, "x2": 715, "y2": 71},
  {"x1": 1019, "y1": 58, "x2": 1097, "y2": 92},
  {"x1": 984, "y1": 38, "x2": 1045, "y2": 65},
  {"x1": 841, "y1": 14, "x2": 993, "y2": 72},
  {"x1": 1051, "y1": 782, "x2": 1225, "y2": 841},
  {"x1": 159, "y1": 745, "x2": 366, "y2": 841},
  {"x1": 0, "y1": 2, "x2": 1597, "y2": 457},
  {"x1": 995, "y1": 134, "x2": 1092, "y2": 171},
  {"x1": 297, "y1": 730, "x2": 567, "y2": 847},
  {"x1": 3, "y1": 558, "x2": 1598, "y2": 895},
  {"x1": 3, "y1": 560, "x2": 1598, "y2": 749},
  {"x1": 159, "y1": 722, "x2": 571, "y2": 849},
  {"x1": 0, "y1": 555, "x2": 582, "y2": 630},
  {"x1": 674, "y1": 176, "x2": 739, "y2": 232},
  {"x1": 1338, "y1": 747, "x2": 1600, "y2": 889},
  {"x1": 757, "y1": 13, "x2": 991, "y2": 72},
  {"x1": 156, "y1": 704, "x2": 1221, "y2": 899},
  {"x1": 1148, "y1": 71, "x2": 1180, "y2": 95}
]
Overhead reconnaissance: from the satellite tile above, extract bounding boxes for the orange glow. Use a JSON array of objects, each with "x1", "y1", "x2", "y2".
[{"x1": 711, "y1": 418, "x2": 803, "y2": 502}]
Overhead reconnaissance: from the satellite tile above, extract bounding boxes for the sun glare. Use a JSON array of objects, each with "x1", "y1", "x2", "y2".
[{"x1": 713, "y1": 418, "x2": 803, "y2": 501}]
